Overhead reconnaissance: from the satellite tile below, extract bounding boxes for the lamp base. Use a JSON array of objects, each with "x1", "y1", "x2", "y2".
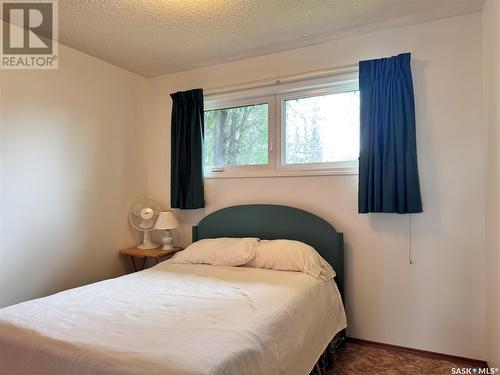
[{"x1": 161, "y1": 231, "x2": 174, "y2": 250}]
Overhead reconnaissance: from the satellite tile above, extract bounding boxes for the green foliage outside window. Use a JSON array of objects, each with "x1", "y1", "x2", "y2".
[
  {"x1": 203, "y1": 90, "x2": 359, "y2": 169},
  {"x1": 204, "y1": 104, "x2": 268, "y2": 167}
]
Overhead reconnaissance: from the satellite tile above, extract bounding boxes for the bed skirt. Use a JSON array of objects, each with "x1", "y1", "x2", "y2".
[{"x1": 309, "y1": 331, "x2": 346, "y2": 375}]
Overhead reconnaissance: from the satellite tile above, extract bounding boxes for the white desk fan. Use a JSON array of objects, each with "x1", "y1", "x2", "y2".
[{"x1": 129, "y1": 199, "x2": 162, "y2": 249}]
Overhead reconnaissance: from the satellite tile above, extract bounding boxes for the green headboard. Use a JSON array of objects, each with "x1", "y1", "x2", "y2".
[{"x1": 192, "y1": 204, "x2": 344, "y2": 298}]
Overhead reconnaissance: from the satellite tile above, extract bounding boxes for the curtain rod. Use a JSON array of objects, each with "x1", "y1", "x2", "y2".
[{"x1": 204, "y1": 62, "x2": 359, "y2": 96}]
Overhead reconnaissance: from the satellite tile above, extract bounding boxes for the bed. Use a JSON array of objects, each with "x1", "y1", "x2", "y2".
[{"x1": 0, "y1": 204, "x2": 347, "y2": 375}]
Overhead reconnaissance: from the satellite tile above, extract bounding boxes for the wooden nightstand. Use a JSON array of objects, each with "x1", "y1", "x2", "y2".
[{"x1": 120, "y1": 247, "x2": 183, "y2": 272}]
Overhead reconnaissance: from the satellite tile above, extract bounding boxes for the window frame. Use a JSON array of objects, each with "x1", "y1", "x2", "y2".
[
  {"x1": 203, "y1": 95, "x2": 276, "y2": 176},
  {"x1": 277, "y1": 81, "x2": 360, "y2": 173},
  {"x1": 203, "y1": 74, "x2": 359, "y2": 179}
]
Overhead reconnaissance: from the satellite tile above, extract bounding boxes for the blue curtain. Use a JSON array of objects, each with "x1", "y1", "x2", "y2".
[
  {"x1": 358, "y1": 53, "x2": 422, "y2": 214},
  {"x1": 170, "y1": 89, "x2": 205, "y2": 209}
]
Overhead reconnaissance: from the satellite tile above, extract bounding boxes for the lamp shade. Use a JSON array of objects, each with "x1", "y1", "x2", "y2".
[{"x1": 154, "y1": 211, "x2": 179, "y2": 230}]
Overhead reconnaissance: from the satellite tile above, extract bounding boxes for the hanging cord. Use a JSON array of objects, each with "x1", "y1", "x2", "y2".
[{"x1": 408, "y1": 214, "x2": 414, "y2": 265}]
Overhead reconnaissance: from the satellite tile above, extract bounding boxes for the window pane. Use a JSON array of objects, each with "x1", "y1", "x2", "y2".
[
  {"x1": 284, "y1": 91, "x2": 359, "y2": 165},
  {"x1": 204, "y1": 103, "x2": 268, "y2": 167}
]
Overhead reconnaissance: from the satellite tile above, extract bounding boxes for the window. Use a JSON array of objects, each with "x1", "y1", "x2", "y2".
[
  {"x1": 203, "y1": 73, "x2": 359, "y2": 178},
  {"x1": 204, "y1": 102, "x2": 269, "y2": 169},
  {"x1": 282, "y1": 90, "x2": 360, "y2": 166}
]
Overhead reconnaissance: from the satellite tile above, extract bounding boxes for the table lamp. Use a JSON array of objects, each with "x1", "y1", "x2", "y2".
[{"x1": 154, "y1": 211, "x2": 179, "y2": 250}]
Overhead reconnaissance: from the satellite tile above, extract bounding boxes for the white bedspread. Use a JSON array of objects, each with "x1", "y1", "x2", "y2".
[{"x1": 0, "y1": 263, "x2": 346, "y2": 375}]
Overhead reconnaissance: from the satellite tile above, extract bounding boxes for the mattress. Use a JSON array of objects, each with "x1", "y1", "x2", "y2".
[{"x1": 0, "y1": 262, "x2": 347, "y2": 375}]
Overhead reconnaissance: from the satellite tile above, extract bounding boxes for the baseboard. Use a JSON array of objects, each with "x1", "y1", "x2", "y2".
[{"x1": 346, "y1": 337, "x2": 488, "y2": 368}]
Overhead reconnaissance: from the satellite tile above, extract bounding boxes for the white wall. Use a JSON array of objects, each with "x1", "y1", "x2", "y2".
[
  {"x1": 483, "y1": 0, "x2": 500, "y2": 368},
  {"x1": 0, "y1": 43, "x2": 148, "y2": 307},
  {"x1": 145, "y1": 14, "x2": 486, "y2": 359}
]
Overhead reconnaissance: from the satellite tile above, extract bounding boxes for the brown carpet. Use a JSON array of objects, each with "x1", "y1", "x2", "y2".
[{"x1": 327, "y1": 342, "x2": 479, "y2": 374}]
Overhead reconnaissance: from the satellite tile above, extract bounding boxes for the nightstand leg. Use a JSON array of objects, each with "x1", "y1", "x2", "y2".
[
  {"x1": 128, "y1": 256, "x2": 138, "y2": 272},
  {"x1": 140, "y1": 256, "x2": 147, "y2": 270}
]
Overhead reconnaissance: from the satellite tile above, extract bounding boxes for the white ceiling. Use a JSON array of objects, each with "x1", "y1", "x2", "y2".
[{"x1": 60, "y1": 0, "x2": 484, "y2": 78}]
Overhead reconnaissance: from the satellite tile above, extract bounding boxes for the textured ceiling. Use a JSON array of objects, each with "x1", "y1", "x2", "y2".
[{"x1": 59, "y1": 0, "x2": 484, "y2": 77}]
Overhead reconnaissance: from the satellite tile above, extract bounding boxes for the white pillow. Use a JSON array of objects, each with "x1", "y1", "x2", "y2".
[
  {"x1": 169, "y1": 238, "x2": 258, "y2": 266},
  {"x1": 246, "y1": 239, "x2": 336, "y2": 281}
]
